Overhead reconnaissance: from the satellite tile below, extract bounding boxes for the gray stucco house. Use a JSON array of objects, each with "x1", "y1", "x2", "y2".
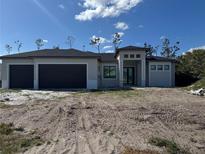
[{"x1": 0, "y1": 46, "x2": 175, "y2": 89}]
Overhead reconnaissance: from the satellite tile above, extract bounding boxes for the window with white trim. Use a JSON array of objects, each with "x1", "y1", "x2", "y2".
[
  {"x1": 164, "y1": 65, "x2": 170, "y2": 71},
  {"x1": 151, "y1": 65, "x2": 156, "y2": 71},
  {"x1": 103, "y1": 66, "x2": 116, "y2": 79},
  {"x1": 124, "y1": 54, "x2": 129, "y2": 58},
  {"x1": 136, "y1": 54, "x2": 141, "y2": 58},
  {"x1": 157, "y1": 65, "x2": 163, "y2": 71},
  {"x1": 130, "y1": 54, "x2": 135, "y2": 58}
]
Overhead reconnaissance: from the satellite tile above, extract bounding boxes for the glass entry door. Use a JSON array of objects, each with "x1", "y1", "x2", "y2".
[{"x1": 123, "y1": 67, "x2": 135, "y2": 85}]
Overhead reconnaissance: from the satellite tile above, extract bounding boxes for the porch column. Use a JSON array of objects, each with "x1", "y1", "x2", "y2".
[
  {"x1": 34, "y1": 63, "x2": 39, "y2": 90},
  {"x1": 141, "y1": 59, "x2": 146, "y2": 87},
  {"x1": 119, "y1": 58, "x2": 124, "y2": 87}
]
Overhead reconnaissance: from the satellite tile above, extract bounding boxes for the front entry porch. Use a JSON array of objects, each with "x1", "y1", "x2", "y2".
[{"x1": 119, "y1": 59, "x2": 146, "y2": 87}]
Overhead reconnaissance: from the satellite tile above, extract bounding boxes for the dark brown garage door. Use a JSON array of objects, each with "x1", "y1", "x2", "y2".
[
  {"x1": 9, "y1": 65, "x2": 34, "y2": 89},
  {"x1": 39, "y1": 64, "x2": 87, "y2": 89}
]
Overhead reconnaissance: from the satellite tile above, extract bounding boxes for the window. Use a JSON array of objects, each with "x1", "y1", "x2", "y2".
[
  {"x1": 136, "y1": 54, "x2": 141, "y2": 58},
  {"x1": 151, "y1": 65, "x2": 156, "y2": 71},
  {"x1": 157, "y1": 65, "x2": 163, "y2": 71},
  {"x1": 130, "y1": 54, "x2": 135, "y2": 58},
  {"x1": 124, "y1": 54, "x2": 129, "y2": 58},
  {"x1": 164, "y1": 65, "x2": 170, "y2": 71},
  {"x1": 103, "y1": 66, "x2": 116, "y2": 78}
]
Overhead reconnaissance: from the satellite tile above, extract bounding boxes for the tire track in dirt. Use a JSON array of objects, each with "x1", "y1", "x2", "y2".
[{"x1": 72, "y1": 95, "x2": 94, "y2": 154}]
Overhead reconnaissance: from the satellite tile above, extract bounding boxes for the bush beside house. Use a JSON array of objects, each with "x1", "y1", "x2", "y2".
[{"x1": 176, "y1": 49, "x2": 205, "y2": 88}]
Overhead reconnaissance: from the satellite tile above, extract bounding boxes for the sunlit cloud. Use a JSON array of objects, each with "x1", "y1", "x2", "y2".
[
  {"x1": 58, "y1": 4, "x2": 65, "y2": 10},
  {"x1": 188, "y1": 45, "x2": 205, "y2": 52},
  {"x1": 43, "y1": 39, "x2": 48, "y2": 43},
  {"x1": 103, "y1": 45, "x2": 113, "y2": 49},
  {"x1": 114, "y1": 22, "x2": 129, "y2": 30}
]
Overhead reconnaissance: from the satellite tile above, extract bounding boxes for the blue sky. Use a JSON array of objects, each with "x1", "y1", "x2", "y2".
[{"x1": 0, "y1": 0, "x2": 205, "y2": 55}]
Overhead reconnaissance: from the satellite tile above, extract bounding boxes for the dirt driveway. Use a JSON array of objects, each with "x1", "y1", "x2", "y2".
[{"x1": 0, "y1": 88, "x2": 205, "y2": 154}]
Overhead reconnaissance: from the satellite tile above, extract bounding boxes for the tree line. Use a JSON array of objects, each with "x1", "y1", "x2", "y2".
[{"x1": 4, "y1": 34, "x2": 180, "y2": 59}]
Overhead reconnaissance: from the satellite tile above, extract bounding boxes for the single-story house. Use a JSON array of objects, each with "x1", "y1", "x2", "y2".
[{"x1": 0, "y1": 46, "x2": 175, "y2": 89}]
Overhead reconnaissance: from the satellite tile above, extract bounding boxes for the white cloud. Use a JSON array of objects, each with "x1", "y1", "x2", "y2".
[
  {"x1": 75, "y1": 0, "x2": 142, "y2": 21},
  {"x1": 118, "y1": 32, "x2": 124, "y2": 37},
  {"x1": 105, "y1": 50, "x2": 114, "y2": 53},
  {"x1": 91, "y1": 35, "x2": 108, "y2": 44},
  {"x1": 160, "y1": 36, "x2": 166, "y2": 40},
  {"x1": 43, "y1": 40, "x2": 48, "y2": 43},
  {"x1": 188, "y1": 45, "x2": 205, "y2": 52},
  {"x1": 138, "y1": 24, "x2": 144, "y2": 28},
  {"x1": 103, "y1": 45, "x2": 113, "y2": 49},
  {"x1": 58, "y1": 4, "x2": 65, "y2": 10},
  {"x1": 114, "y1": 22, "x2": 129, "y2": 30}
]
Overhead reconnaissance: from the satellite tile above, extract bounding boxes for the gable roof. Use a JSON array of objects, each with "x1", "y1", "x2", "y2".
[{"x1": 0, "y1": 49, "x2": 100, "y2": 59}]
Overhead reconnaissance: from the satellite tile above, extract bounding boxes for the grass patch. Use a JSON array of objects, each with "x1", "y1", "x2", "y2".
[
  {"x1": 148, "y1": 137, "x2": 189, "y2": 154},
  {"x1": 0, "y1": 123, "x2": 14, "y2": 135},
  {"x1": 0, "y1": 103, "x2": 11, "y2": 109},
  {"x1": 186, "y1": 78, "x2": 205, "y2": 90},
  {"x1": 0, "y1": 123, "x2": 44, "y2": 154},
  {"x1": 122, "y1": 147, "x2": 159, "y2": 154},
  {"x1": 0, "y1": 89, "x2": 21, "y2": 94},
  {"x1": 73, "y1": 88, "x2": 142, "y2": 98}
]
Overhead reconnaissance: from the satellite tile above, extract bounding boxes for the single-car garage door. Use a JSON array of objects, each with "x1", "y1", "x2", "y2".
[
  {"x1": 39, "y1": 64, "x2": 87, "y2": 89},
  {"x1": 9, "y1": 65, "x2": 34, "y2": 89}
]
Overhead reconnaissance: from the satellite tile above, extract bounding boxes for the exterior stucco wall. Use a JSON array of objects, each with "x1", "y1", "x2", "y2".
[
  {"x1": 2, "y1": 58, "x2": 98, "y2": 89},
  {"x1": 148, "y1": 61, "x2": 174, "y2": 87},
  {"x1": 98, "y1": 62, "x2": 119, "y2": 88}
]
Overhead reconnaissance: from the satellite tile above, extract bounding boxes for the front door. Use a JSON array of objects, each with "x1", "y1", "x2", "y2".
[{"x1": 123, "y1": 67, "x2": 135, "y2": 85}]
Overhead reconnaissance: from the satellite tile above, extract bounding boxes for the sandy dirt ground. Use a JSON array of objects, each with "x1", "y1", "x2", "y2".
[{"x1": 0, "y1": 88, "x2": 205, "y2": 154}]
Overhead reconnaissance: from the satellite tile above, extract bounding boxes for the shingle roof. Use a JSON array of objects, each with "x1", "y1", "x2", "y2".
[
  {"x1": 0, "y1": 49, "x2": 100, "y2": 59},
  {"x1": 115, "y1": 46, "x2": 149, "y2": 55},
  {"x1": 0, "y1": 48, "x2": 175, "y2": 62},
  {"x1": 99, "y1": 53, "x2": 117, "y2": 62},
  {"x1": 117, "y1": 46, "x2": 148, "y2": 51},
  {"x1": 146, "y1": 56, "x2": 176, "y2": 62}
]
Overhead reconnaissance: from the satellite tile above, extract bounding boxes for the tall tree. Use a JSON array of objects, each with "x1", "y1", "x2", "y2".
[
  {"x1": 161, "y1": 38, "x2": 180, "y2": 58},
  {"x1": 66, "y1": 36, "x2": 75, "y2": 48},
  {"x1": 14, "y1": 40, "x2": 23, "y2": 52},
  {"x1": 144, "y1": 42, "x2": 159, "y2": 56},
  {"x1": 90, "y1": 36, "x2": 102, "y2": 53},
  {"x1": 35, "y1": 39, "x2": 45, "y2": 50},
  {"x1": 112, "y1": 32, "x2": 122, "y2": 50},
  {"x1": 5, "y1": 44, "x2": 12, "y2": 54}
]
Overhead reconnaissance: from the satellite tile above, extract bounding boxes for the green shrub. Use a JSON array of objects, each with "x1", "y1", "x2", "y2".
[
  {"x1": 0, "y1": 123, "x2": 14, "y2": 135},
  {"x1": 149, "y1": 137, "x2": 189, "y2": 154}
]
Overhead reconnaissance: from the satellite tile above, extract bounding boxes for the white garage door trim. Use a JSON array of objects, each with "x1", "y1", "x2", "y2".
[{"x1": 35, "y1": 62, "x2": 89, "y2": 89}]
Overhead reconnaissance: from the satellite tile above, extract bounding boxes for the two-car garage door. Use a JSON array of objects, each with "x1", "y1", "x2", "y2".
[
  {"x1": 38, "y1": 64, "x2": 87, "y2": 89},
  {"x1": 9, "y1": 64, "x2": 87, "y2": 89}
]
